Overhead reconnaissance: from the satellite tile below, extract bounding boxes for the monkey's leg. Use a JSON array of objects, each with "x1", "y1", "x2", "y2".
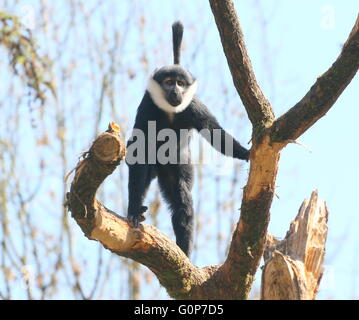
[
  {"x1": 158, "y1": 164, "x2": 194, "y2": 256},
  {"x1": 127, "y1": 164, "x2": 157, "y2": 227}
]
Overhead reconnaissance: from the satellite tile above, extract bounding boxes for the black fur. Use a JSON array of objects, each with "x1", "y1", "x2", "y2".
[
  {"x1": 152, "y1": 65, "x2": 194, "y2": 85},
  {"x1": 127, "y1": 94, "x2": 249, "y2": 256},
  {"x1": 172, "y1": 21, "x2": 183, "y2": 64},
  {"x1": 126, "y1": 21, "x2": 249, "y2": 257}
]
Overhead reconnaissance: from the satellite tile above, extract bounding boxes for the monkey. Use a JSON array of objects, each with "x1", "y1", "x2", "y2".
[{"x1": 126, "y1": 21, "x2": 250, "y2": 257}]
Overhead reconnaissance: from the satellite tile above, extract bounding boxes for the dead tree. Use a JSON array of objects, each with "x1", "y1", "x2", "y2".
[{"x1": 66, "y1": 1, "x2": 359, "y2": 299}]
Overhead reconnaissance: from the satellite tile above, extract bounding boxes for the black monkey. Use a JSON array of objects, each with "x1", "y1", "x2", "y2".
[{"x1": 127, "y1": 21, "x2": 250, "y2": 257}]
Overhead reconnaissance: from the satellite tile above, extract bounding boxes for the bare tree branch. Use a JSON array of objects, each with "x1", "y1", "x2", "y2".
[
  {"x1": 209, "y1": 0, "x2": 275, "y2": 129},
  {"x1": 271, "y1": 14, "x2": 359, "y2": 143},
  {"x1": 209, "y1": 0, "x2": 282, "y2": 299}
]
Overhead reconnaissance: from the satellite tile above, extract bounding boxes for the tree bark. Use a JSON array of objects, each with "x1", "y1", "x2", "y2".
[
  {"x1": 261, "y1": 191, "x2": 328, "y2": 300},
  {"x1": 209, "y1": 0, "x2": 274, "y2": 129}
]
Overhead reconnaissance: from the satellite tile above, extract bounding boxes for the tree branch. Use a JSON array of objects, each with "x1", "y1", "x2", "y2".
[
  {"x1": 209, "y1": 0, "x2": 274, "y2": 129},
  {"x1": 66, "y1": 123, "x2": 226, "y2": 299},
  {"x1": 209, "y1": 0, "x2": 283, "y2": 299},
  {"x1": 271, "y1": 14, "x2": 359, "y2": 143}
]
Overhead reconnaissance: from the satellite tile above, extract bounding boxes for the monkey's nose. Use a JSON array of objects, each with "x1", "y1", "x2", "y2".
[{"x1": 169, "y1": 93, "x2": 182, "y2": 106}]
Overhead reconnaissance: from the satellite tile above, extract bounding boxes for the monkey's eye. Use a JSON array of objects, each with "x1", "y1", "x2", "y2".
[
  {"x1": 177, "y1": 80, "x2": 186, "y2": 87},
  {"x1": 163, "y1": 79, "x2": 175, "y2": 86}
]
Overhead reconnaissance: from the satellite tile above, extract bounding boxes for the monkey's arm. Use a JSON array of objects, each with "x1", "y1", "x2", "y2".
[
  {"x1": 127, "y1": 163, "x2": 149, "y2": 227},
  {"x1": 190, "y1": 98, "x2": 250, "y2": 161},
  {"x1": 126, "y1": 125, "x2": 150, "y2": 227},
  {"x1": 126, "y1": 97, "x2": 151, "y2": 227}
]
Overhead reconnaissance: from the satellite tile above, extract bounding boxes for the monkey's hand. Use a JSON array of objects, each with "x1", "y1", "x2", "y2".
[
  {"x1": 232, "y1": 140, "x2": 251, "y2": 162},
  {"x1": 235, "y1": 146, "x2": 250, "y2": 162},
  {"x1": 127, "y1": 206, "x2": 148, "y2": 228},
  {"x1": 244, "y1": 148, "x2": 251, "y2": 162}
]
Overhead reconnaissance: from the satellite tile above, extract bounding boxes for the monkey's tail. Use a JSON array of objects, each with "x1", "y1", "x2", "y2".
[{"x1": 172, "y1": 21, "x2": 184, "y2": 65}]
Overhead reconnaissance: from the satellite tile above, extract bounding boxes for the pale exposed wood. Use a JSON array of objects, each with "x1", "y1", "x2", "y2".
[
  {"x1": 222, "y1": 134, "x2": 283, "y2": 299},
  {"x1": 261, "y1": 191, "x2": 328, "y2": 300},
  {"x1": 244, "y1": 135, "x2": 283, "y2": 201}
]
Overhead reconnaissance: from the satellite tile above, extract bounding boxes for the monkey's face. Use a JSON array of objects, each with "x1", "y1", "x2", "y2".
[
  {"x1": 151, "y1": 65, "x2": 196, "y2": 109},
  {"x1": 161, "y1": 77, "x2": 187, "y2": 106}
]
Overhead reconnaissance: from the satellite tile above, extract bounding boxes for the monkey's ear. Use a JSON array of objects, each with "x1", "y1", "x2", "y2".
[
  {"x1": 189, "y1": 71, "x2": 196, "y2": 83},
  {"x1": 149, "y1": 68, "x2": 159, "y2": 80}
]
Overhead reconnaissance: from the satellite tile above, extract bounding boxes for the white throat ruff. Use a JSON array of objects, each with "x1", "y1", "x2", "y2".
[{"x1": 147, "y1": 77, "x2": 197, "y2": 114}]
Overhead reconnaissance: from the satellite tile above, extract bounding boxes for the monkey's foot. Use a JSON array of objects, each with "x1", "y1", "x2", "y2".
[{"x1": 127, "y1": 206, "x2": 148, "y2": 228}]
